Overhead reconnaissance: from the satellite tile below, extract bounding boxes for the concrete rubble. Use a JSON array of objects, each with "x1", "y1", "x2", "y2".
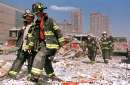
[{"x1": 0, "y1": 48, "x2": 130, "y2": 85}]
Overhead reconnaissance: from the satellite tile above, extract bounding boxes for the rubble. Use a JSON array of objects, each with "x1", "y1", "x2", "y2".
[
  {"x1": 53, "y1": 52, "x2": 130, "y2": 85},
  {"x1": 1, "y1": 78, "x2": 35, "y2": 85},
  {"x1": 0, "y1": 60, "x2": 12, "y2": 78},
  {"x1": 0, "y1": 47, "x2": 130, "y2": 85},
  {"x1": 0, "y1": 68, "x2": 7, "y2": 78},
  {"x1": 0, "y1": 46, "x2": 18, "y2": 55}
]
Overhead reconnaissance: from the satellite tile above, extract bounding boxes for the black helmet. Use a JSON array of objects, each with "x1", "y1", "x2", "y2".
[
  {"x1": 32, "y1": 2, "x2": 47, "y2": 13},
  {"x1": 23, "y1": 9, "x2": 34, "y2": 19}
]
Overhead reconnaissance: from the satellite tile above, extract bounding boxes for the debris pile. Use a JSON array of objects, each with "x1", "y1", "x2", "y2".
[
  {"x1": 0, "y1": 50, "x2": 130, "y2": 85},
  {"x1": 53, "y1": 53, "x2": 130, "y2": 85}
]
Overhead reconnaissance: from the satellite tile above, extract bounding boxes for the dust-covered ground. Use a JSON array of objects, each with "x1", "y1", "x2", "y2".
[{"x1": 0, "y1": 52, "x2": 130, "y2": 85}]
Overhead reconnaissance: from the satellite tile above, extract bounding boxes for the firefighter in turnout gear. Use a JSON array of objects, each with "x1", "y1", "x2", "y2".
[
  {"x1": 8, "y1": 9, "x2": 36, "y2": 78},
  {"x1": 28, "y1": 2, "x2": 65, "y2": 82},
  {"x1": 85, "y1": 34, "x2": 98, "y2": 64},
  {"x1": 100, "y1": 31, "x2": 111, "y2": 63}
]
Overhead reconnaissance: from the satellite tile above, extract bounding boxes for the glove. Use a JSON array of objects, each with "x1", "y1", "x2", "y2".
[{"x1": 22, "y1": 44, "x2": 29, "y2": 51}]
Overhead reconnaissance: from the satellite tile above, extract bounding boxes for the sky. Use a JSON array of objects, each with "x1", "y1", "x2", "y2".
[{"x1": 1, "y1": 0, "x2": 130, "y2": 37}]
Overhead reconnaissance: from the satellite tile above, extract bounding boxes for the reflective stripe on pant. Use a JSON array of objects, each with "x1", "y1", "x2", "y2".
[{"x1": 32, "y1": 47, "x2": 57, "y2": 76}]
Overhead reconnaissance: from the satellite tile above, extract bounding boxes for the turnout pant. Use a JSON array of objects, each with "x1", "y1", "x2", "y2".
[
  {"x1": 109, "y1": 48, "x2": 113, "y2": 59},
  {"x1": 9, "y1": 50, "x2": 36, "y2": 74},
  {"x1": 88, "y1": 49, "x2": 96, "y2": 61},
  {"x1": 31, "y1": 47, "x2": 57, "y2": 76},
  {"x1": 102, "y1": 49, "x2": 110, "y2": 61}
]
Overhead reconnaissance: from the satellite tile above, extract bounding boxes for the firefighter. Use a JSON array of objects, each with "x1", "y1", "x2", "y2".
[
  {"x1": 28, "y1": 2, "x2": 65, "y2": 82},
  {"x1": 85, "y1": 34, "x2": 98, "y2": 64},
  {"x1": 100, "y1": 31, "x2": 111, "y2": 63},
  {"x1": 8, "y1": 9, "x2": 36, "y2": 78}
]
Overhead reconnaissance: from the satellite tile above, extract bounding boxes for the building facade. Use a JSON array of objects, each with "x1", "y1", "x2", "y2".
[
  {"x1": 58, "y1": 20, "x2": 73, "y2": 35},
  {"x1": 89, "y1": 12, "x2": 110, "y2": 36},
  {"x1": 71, "y1": 10, "x2": 82, "y2": 34},
  {"x1": 0, "y1": 2, "x2": 23, "y2": 43}
]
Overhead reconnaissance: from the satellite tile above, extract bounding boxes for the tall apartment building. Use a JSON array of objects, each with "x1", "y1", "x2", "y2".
[
  {"x1": 57, "y1": 10, "x2": 83, "y2": 36},
  {"x1": 71, "y1": 10, "x2": 82, "y2": 34},
  {"x1": 89, "y1": 12, "x2": 110, "y2": 36},
  {"x1": 0, "y1": 2, "x2": 23, "y2": 43}
]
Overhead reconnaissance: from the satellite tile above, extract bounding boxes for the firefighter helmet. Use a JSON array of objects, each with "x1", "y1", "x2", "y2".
[
  {"x1": 32, "y1": 2, "x2": 47, "y2": 13},
  {"x1": 23, "y1": 9, "x2": 34, "y2": 19},
  {"x1": 102, "y1": 31, "x2": 107, "y2": 35}
]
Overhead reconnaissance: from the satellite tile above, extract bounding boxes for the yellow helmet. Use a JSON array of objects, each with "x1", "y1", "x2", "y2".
[{"x1": 32, "y1": 2, "x2": 47, "y2": 13}]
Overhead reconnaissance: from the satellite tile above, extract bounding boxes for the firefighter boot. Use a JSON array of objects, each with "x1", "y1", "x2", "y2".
[
  {"x1": 27, "y1": 74, "x2": 39, "y2": 82},
  {"x1": 8, "y1": 71, "x2": 17, "y2": 79}
]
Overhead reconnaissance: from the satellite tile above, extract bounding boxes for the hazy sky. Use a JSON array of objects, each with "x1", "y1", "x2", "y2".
[{"x1": 1, "y1": 0, "x2": 130, "y2": 37}]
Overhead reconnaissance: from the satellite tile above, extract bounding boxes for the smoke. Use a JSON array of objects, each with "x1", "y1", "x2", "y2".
[{"x1": 49, "y1": 5, "x2": 78, "y2": 11}]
